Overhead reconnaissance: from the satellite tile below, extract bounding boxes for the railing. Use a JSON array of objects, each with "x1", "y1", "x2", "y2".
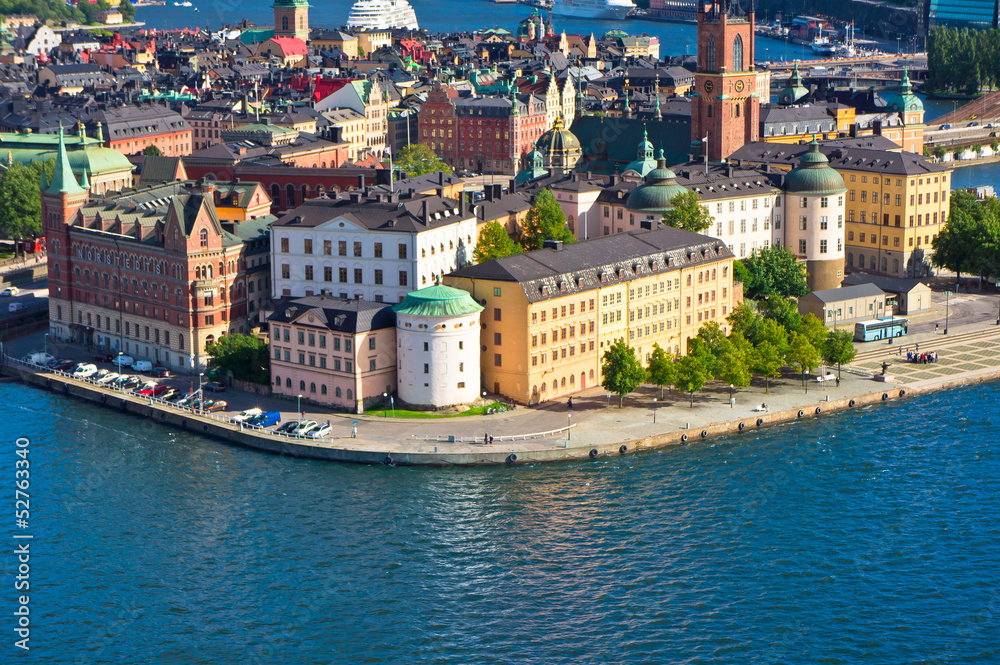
[{"x1": 411, "y1": 424, "x2": 576, "y2": 443}]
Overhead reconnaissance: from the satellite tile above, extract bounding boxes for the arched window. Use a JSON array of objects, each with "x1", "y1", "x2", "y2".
[
  {"x1": 199, "y1": 228, "x2": 208, "y2": 247},
  {"x1": 847, "y1": 253, "x2": 854, "y2": 267},
  {"x1": 275, "y1": 376, "x2": 281, "y2": 386},
  {"x1": 335, "y1": 387, "x2": 342, "y2": 397},
  {"x1": 271, "y1": 183, "x2": 280, "y2": 202},
  {"x1": 281, "y1": 16, "x2": 288, "y2": 31},
  {"x1": 286, "y1": 378, "x2": 292, "y2": 388},
  {"x1": 301, "y1": 184, "x2": 309, "y2": 201},
  {"x1": 732, "y1": 34, "x2": 744, "y2": 72},
  {"x1": 321, "y1": 385, "x2": 327, "y2": 395},
  {"x1": 893, "y1": 259, "x2": 899, "y2": 273},
  {"x1": 310, "y1": 382, "x2": 316, "y2": 393},
  {"x1": 706, "y1": 37, "x2": 716, "y2": 72},
  {"x1": 299, "y1": 380, "x2": 305, "y2": 390},
  {"x1": 881, "y1": 257, "x2": 888, "y2": 271},
  {"x1": 286, "y1": 184, "x2": 296, "y2": 207},
  {"x1": 347, "y1": 389, "x2": 353, "y2": 400},
  {"x1": 870, "y1": 256, "x2": 876, "y2": 270}
]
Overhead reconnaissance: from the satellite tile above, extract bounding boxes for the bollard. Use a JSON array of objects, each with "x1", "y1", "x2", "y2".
[
  {"x1": 686, "y1": 422, "x2": 690, "y2": 429},
  {"x1": 564, "y1": 440, "x2": 569, "y2": 448},
  {"x1": 434, "y1": 446, "x2": 438, "y2": 453}
]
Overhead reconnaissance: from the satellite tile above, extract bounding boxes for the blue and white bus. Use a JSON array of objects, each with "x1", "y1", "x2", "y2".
[{"x1": 853, "y1": 317, "x2": 909, "y2": 342}]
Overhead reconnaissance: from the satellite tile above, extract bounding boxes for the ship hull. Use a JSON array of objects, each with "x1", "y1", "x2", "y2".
[{"x1": 551, "y1": 5, "x2": 632, "y2": 19}]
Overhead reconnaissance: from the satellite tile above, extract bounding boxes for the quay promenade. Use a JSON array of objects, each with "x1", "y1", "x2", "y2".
[{"x1": 4, "y1": 320, "x2": 1000, "y2": 466}]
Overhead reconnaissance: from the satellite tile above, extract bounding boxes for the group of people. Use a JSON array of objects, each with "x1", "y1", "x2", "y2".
[{"x1": 908, "y1": 351, "x2": 938, "y2": 363}]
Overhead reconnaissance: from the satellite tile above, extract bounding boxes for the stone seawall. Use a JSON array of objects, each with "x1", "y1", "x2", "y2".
[{"x1": 5, "y1": 363, "x2": 999, "y2": 466}]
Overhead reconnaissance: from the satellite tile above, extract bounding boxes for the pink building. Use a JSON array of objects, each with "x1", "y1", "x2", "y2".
[{"x1": 268, "y1": 295, "x2": 396, "y2": 412}]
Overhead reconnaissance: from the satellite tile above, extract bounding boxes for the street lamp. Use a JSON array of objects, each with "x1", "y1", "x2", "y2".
[
  {"x1": 44, "y1": 333, "x2": 48, "y2": 357},
  {"x1": 568, "y1": 413, "x2": 571, "y2": 439},
  {"x1": 945, "y1": 290, "x2": 950, "y2": 334},
  {"x1": 729, "y1": 384, "x2": 734, "y2": 408},
  {"x1": 297, "y1": 393, "x2": 303, "y2": 419},
  {"x1": 384, "y1": 147, "x2": 393, "y2": 193},
  {"x1": 652, "y1": 397, "x2": 657, "y2": 423},
  {"x1": 198, "y1": 372, "x2": 205, "y2": 414},
  {"x1": 383, "y1": 391, "x2": 387, "y2": 417}
]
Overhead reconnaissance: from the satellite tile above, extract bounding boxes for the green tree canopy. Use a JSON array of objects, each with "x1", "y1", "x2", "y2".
[
  {"x1": 932, "y1": 192, "x2": 1000, "y2": 283},
  {"x1": 759, "y1": 295, "x2": 804, "y2": 333},
  {"x1": 749, "y1": 340, "x2": 784, "y2": 394},
  {"x1": 786, "y1": 332, "x2": 822, "y2": 387},
  {"x1": 206, "y1": 334, "x2": 270, "y2": 384},
  {"x1": 662, "y1": 190, "x2": 712, "y2": 233},
  {"x1": 797, "y1": 312, "x2": 828, "y2": 349},
  {"x1": 0, "y1": 159, "x2": 55, "y2": 241},
  {"x1": 714, "y1": 336, "x2": 752, "y2": 392},
  {"x1": 142, "y1": 144, "x2": 162, "y2": 157},
  {"x1": 0, "y1": 0, "x2": 85, "y2": 22},
  {"x1": 738, "y1": 245, "x2": 810, "y2": 300},
  {"x1": 120, "y1": 0, "x2": 136, "y2": 22},
  {"x1": 821, "y1": 328, "x2": 857, "y2": 378},
  {"x1": 601, "y1": 339, "x2": 647, "y2": 408},
  {"x1": 727, "y1": 301, "x2": 762, "y2": 343},
  {"x1": 646, "y1": 342, "x2": 676, "y2": 399},
  {"x1": 675, "y1": 352, "x2": 709, "y2": 407},
  {"x1": 394, "y1": 144, "x2": 451, "y2": 177},
  {"x1": 521, "y1": 188, "x2": 575, "y2": 250},
  {"x1": 472, "y1": 221, "x2": 522, "y2": 264}
]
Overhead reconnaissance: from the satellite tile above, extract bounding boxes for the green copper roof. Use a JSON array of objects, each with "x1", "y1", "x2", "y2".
[
  {"x1": 785, "y1": 141, "x2": 847, "y2": 195},
  {"x1": 45, "y1": 127, "x2": 84, "y2": 196},
  {"x1": 392, "y1": 285, "x2": 484, "y2": 318},
  {"x1": 626, "y1": 150, "x2": 687, "y2": 212},
  {"x1": 778, "y1": 63, "x2": 809, "y2": 105},
  {"x1": 887, "y1": 69, "x2": 924, "y2": 115}
]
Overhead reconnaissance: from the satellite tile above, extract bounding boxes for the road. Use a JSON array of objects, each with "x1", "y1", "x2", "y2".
[{"x1": 0, "y1": 279, "x2": 48, "y2": 321}]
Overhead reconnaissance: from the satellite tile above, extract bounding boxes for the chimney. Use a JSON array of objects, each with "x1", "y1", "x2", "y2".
[
  {"x1": 438, "y1": 171, "x2": 444, "y2": 185},
  {"x1": 543, "y1": 239, "x2": 563, "y2": 250},
  {"x1": 422, "y1": 199, "x2": 429, "y2": 222},
  {"x1": 610, "y1": 174, "x2": 619, "y2": 186},
  {"x1": 358, "y1": 174, "x2": 366, "y2": 189},
  {"x1": 349, "y1": 191, "x2": 362, "y2": 204}
]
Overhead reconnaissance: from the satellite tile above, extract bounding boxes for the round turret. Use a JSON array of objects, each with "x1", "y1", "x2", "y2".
[
  {"x1": 535, "y1": 116, "x2": 582, "y2": 171},
  {"x1": 625, "y1": 149, "x2": 689, "y2": 213},
  {"x1": 778, "y1": 63, "x2": 809, "y2": 105},
  {"x1": 784, "y1": 141, "x2": 846, "y2": 196},
  {"x1": 623, "y1": 127, "x2": 657, "y2": 177}
]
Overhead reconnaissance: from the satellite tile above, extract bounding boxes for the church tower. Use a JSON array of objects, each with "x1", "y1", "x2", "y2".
[
  {"x1": 273, "y1": 0, "x2": 310, "y2": 41},
  {"x1": 691, "y1": 0, "x2": 760, "y2": 162},
  {"x1": 43, "y1": 126, "x2": 89, "y2": 343}
]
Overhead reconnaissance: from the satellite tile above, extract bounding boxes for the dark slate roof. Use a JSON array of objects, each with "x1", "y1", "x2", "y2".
[
  {"x1": 449, "y1": 227, "x2": 733, "y2": 303},
  {"x1": 727, "y1": 141, "x2": 949, "y2": 176},
  {"x1": 268, "y1": 296, "x2": 396, "y2": 333},
  {"x1": 671, "y1": 163, "x2": 781, "y2": 201},
  {"x1": 572, "y1": 111, "x2": 691, "y2": 169},
  {"x1": 273, "y1": 192, "x2": 471, "y2": 233},
  {"x1": 806, "y1": 283, "x2": 885, "y2": 303},
  {"x1": 841, "y1": 272, "x2": 930, "y2": 294}
]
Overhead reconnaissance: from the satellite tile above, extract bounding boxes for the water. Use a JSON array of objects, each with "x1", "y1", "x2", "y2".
[
  {"x1": 138, "y1": 0, "x2": 812, "y2": 62},
  {"x1": 6, "y1": 379, "x2": 1000, "y2": 663}
]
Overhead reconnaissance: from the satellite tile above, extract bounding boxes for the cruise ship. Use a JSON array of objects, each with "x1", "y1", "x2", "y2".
[
  {"x1": 551, "y1": 0, "x2": 635, "y2": 20},
  {"x1": 346, "y1": 0, "x2": 419, "y2": 31}
]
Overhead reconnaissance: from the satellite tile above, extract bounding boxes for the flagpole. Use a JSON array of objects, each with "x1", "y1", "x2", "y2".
[{"x1": 702, "y1": 135, "x2": 709, "y2": 175}]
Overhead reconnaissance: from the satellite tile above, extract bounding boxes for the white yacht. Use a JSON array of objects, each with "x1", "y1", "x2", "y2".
[
  {"x1": 551, "y1": 0, "x2": 635, "y2": 20},
  {"x1": 346, "y1": 0, "x2": 419, "y2": 31}
]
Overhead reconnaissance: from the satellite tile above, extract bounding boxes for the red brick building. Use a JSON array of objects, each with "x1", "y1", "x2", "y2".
[
  {"x1": 44, "y1": 130, "x2": 270, "y2": 372},
  {"x1": 691, "y1": 1, "x2": 760, "y2": 162},
  {"x1": 420, "y1": 83, "x2": 548, "y2": 174}
]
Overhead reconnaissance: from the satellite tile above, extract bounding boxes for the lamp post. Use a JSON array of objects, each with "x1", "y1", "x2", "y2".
[
  {"x1": 383, "y1": 391, "x2": 387, "y2": 417},
  {"x1": 297, "y1": 393, "x2": 302, "y2": 419},
  {"x1": 729, "y1": 384, "x2": 734, "y2": 408},
  {"x1": 945, "y1": 290, "x2": 950, "y2": 334},
  {"x1": 198, "y1": 372, "x2": 204, "y2": 414},
  {"x1": 384, "y1": 147, "x2": 393, "y2": 193},
  {"x1": 568, "y1": 413, "x2": 571, "y2": 439},
  {"x1": 44, "y1": 333, "x2": 48, "y2": 357},
  {"x1": 652, "y1": 397, "x2": 657, "y2": 423},
  {"x1": 390, "y1": 394, "x2": 395, "y2": 418}
]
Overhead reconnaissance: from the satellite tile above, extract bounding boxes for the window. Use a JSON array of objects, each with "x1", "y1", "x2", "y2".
[
  {"x1": 820, "y1": 239, "x2": 828, "y2": 254},
  {"x1": 339, "y1": 268, "x2": 347, "y2": 283},
  {"x1": 494, "y1": 332, "x2": 502, "y2": 345},
  {"x1": 354, "y1": 269, "x2": 363, "y2": 284},
  {"x1": 304, "y1": 265, "x2": 313, "y2": 281},
  {"x1": 324, "y1": 267, "x2": 333, "y2": 282},
  {"x1": 494, "y1": 353, "x2": 502, "y2": 367},
  {"x1": 706, "y1": 36, "x2": 716, "y2": 71},
  {"x1": 799, "y1": 239, "x2": 807, "y2": 254},
  {"x1": 399, "y1": 271, "x2": 408, "y2": 286},
  {"x1": 199, "y1": 229, "x2": 208, "y2": 247},
  {"x1": 374, "y1": 243, "x2": 383, "y2": 258},
  {"x1": 281, "y1": 264, "x2": 290, "y2": 279},
  {"x1": 323, "y1": 240, "x2": 331, "y2": 255},
  {"x1": 304, "y1": 239, "x2": 313, "y2": 254},
  {"x1": 280, "y1": 237, "x2": 289, "y2": 253},
  {"x1": 398, "y1": 244, "x2": 407, "y2": 259},
  {"x1": 338, "y1": 241, "x2": 347, "y2": 256},
  {"x1": 493, "y1": 308, "x2": 501, "y2": 321},
  {"x1": 354, "y1": 242, "x2": 362, "y2": 258},
  {"x1": 799, "y1": 216, "x2": 807, "y2": 231},
  {"x1": 374, "y1": 270, "x2": 383, "y2": 285}
]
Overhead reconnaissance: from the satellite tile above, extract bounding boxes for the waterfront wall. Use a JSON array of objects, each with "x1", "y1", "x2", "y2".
[{"x1": 4, "y1": 361, "x2": 998, "y2": 466}]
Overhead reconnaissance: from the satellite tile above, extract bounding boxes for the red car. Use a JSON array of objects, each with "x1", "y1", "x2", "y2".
[
  {"x1": 138, "y1": 382, "x2": 169, "y2": 397},
  {"x1": 93, "y1": 353, "x2": 114, "y2": 363},
  {"x1": 203, "y1": 381, "x2": 225, "y2": 392}
]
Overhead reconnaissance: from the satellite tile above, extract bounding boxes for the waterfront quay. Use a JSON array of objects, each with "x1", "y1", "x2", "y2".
[{"x1": 6, "y1": 314, "x2": 1000, "y2": 466}]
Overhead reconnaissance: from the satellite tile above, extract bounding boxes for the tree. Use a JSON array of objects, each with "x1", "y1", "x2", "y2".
[
  {"x1": 394, "y1": 144, "x2": 451, "y2": 177},
  {"x1": 759, "y1": 296, "x2": 803, "y2": 333},
  {"x1": 738, "y1": 245, "x2": 809, "y2": 300},
  {"x1": 205, "y1": 334, "x2": 270, "y2": 384},
  {"x1": 727, "y1": 301, "x2": 761, "y2": 343},
  {"x1": 934, "y1": 145, "x2": 947, "y2": 160},
  {"x1": 646, "y1": 343, "x2": 676, "y2": 399},
  {"x1": 786, "y1": 332, "x2": 821, "y2": 387},
  {"x1": 662, "y1": 190, "x2": 712, "y2": 233},
  {"x1": 714, "y1": 337, "x2": 752, "y2": 392},
  {"x1": 601, "y1": 340, "x2": 646, "y2": 408},
  {"x1": 521, "y1": 188, "x2": 575, "y2": 250},
  {"x1": 749, "y1": 340, "x2": 784, "y2": 394},
  {"x1": 822, "y1": 329, "x2": 857, "y2": 378},
  {"x1": 991, "y1": 139, "x2": 998, "y2": 153},
  {"x1": 932, "y1": 205, "x2": 990, "y2": 282},
  {"x1": 142, "y1": 144, "x2": 162, "y2": 157},
  {"x1": 472, "y1": 221, "x2": 522, "y2": 264},
  {"x1": 0, "y1": 160, "x2": 54, "y2": 242},
  {"x1": 974, "y1": 143, "x2": 984, "y2": 157},
  {"x1": 798, "y1": 312, "x2": 828, "y2": 349},
  {"x1": 674, "y1": 352, "x2": 709, "y2": 407},
  {"x1": 120, "y1": 0, "x2": 136, "y2": 23},
  {"x1": 757, "y1": 317, "x2": 791, "y2": 357}
]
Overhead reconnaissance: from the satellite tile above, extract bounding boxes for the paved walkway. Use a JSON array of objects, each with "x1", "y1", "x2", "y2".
[{"x1": 7, "y1": 322, "x2": 1000, "y2": 462}]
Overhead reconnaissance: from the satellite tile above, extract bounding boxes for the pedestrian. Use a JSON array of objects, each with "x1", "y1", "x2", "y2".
[
  {"x1": 484, "y1": 432, "x2": 489, "y2": 445},
  {"x1": 489, "y1": 435, "x2": 494, "y2": 446},
  {"x1": 935, "y1": 323, "x2": 939, "y2": 332},
  {"x1": 351, "y1": 424, "x2": 357, "y2": 438},
  {"x1": 568, "y1": 396, "x2": 573, "y2": 410},
  {"x1": 915, "y1": 343, "x2": 919, "y2": 353},
  {"x1": 835, "y1": 376, "x2": 840, "y2": 387}
]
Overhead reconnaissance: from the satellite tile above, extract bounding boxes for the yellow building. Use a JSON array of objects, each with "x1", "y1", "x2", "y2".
[
  {"x1": 731, "y1": 141, "x2": 952, "y2": 278},
  {"x1": 446, "y1": 228, "x2": 738, "y2": 404}
]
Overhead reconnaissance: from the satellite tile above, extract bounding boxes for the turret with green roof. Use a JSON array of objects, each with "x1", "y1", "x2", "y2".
[{"x1": 46, "y1": 126, "x2": 85, "y2": 197}]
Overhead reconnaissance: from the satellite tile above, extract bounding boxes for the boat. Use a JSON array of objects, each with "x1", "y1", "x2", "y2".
[
  {"x1": 172, "y1": 1, "x2": 192, "y2": 6},
  {"x1": 810, "y1": 24, "x2": 838, "y2": 56},
  {"x1": 346, "y1": 0, "x2": 419, "y2": 31},
  {"x1": 551, "y1": 0, "x2": 635, "y2": 20}
]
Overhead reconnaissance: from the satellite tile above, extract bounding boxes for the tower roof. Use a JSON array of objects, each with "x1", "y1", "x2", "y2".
[
  {"x1": 887, "y1": 69, "x2": 924, "y2": 116},
  {"x1": 45, "y1": 125, "x2": 84, "y2": 196},
  {"x1": 784, "y1": 141, "x2": 847, "y2": 195},
  {"x1": 392, "y1": 285, "x2": 484, "y2": 318}
]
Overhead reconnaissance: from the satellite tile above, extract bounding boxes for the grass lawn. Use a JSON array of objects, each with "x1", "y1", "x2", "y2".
[{"x1": 374, "y1": 402, "x2": 509, "y2": 418}]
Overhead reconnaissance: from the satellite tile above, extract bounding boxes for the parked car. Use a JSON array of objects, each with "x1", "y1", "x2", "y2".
[
  {"x1": 51, "y1": 358, "x2": 75, "y2": 371},
  {"x1": 970, "y1": 121, "x2": 980, "y2": 127},
  {"x1": 109, "y1": 375, "x2": 130, "y2": 389},
  {"x1": 71, "y1": 363, "x2": 98, "y2": 379},
  {"x1": 275, "y1": 420, "x2": 299, "y2": 434},
  {"x1": 0, "y1": 286, "x2": 19, "y2": 297},
  {"x1": 203, "y1": 381, "x2": 225, "y2": 393},
  {"x1": 205, "y1": 400, "x2": 228, "y2": 412},
  {"x1": 247, "y1": 411, "x2": 281, "y2": 429},
  {"x1": 22, "y1": 352, "x2": 54, "y2": 366},
  {"x1": 138, "y1": 382, "x2": 169, "y2": 397},
  {"x1": 158, "y1": 388, "x2": 179, "y2": 402},
  {"x1": 231, "y1": 408, "x2": 262, "y2": 423},
  {"x1": 96, "y1": 372, "x2": 120, "y2": 385},
  {"x1": 92, "y1": 353, "x2": 114, "y2": 363},
  {"x1": 305, "y1": 423, "x2": 332, "y2": 439},
  {"x1": 92, "y1": 369, "x2": 111, "y2": 382},
  {"x1": 290, "y1": 420, "x2": 318, "y2": 437},
  {"x1": 132, "y1": 360, "x2": 153, "y2": 372},
  {"x1": 113, "y1": 355, "x2": 134, "y2": 367},
  {"x1": 8, "y1": 303, "x2": 25, "y2": 312},
  {"x1": 940, "y1": 123, "x2": 952, "y2": 130},
  {"x1": 150, "y1": 367, "x2": 172, "y2": 378}
]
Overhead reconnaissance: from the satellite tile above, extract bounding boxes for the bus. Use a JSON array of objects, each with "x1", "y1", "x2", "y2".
[{"x1": 853, "y1": 316, "x2": 909, "y2": 342}]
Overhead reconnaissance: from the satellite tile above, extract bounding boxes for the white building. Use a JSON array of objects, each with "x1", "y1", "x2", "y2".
[
  {"x1": 393, "y1": 285, "x2": 483, "y2": 408},
  {"x1": 271, "y1": 190, "x2": 478, "y2": 304}
]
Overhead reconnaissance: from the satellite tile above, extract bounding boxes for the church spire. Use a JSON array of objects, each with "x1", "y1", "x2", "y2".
[
  {"x1": 623, "y1": 78, "x2": 631, "y2": 119},
  {"x1": 653, "y1": 74, "x2": 662, "y2": 121},
  {"x1": 45, "y1": 124, "x2": 84, "y2": 196}
]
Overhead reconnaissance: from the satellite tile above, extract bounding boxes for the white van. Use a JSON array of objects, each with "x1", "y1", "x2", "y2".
[
  {"x1": 133, "y1": 360, "x2": 153, "y2": 372},
  {"x1": 72, "y1": 363, "x2": 98, "y2": 379},
  {"x1": 231, "y1": 408, "x2": 263, "y2": 423},
  {"x1": 22, "y1": 352, "x2": 54, "y2": 366},
  {"x1": 113, "y1": 355, "x2": 134, "y2": 367}
]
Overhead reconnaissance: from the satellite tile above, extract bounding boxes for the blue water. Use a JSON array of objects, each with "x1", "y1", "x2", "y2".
[
  {"x1": 6, "y1": 379, "x2": 999, "y2": 663},
  {"x1": 138, "y1": 0, "x2": 811, "y2": 62}
]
